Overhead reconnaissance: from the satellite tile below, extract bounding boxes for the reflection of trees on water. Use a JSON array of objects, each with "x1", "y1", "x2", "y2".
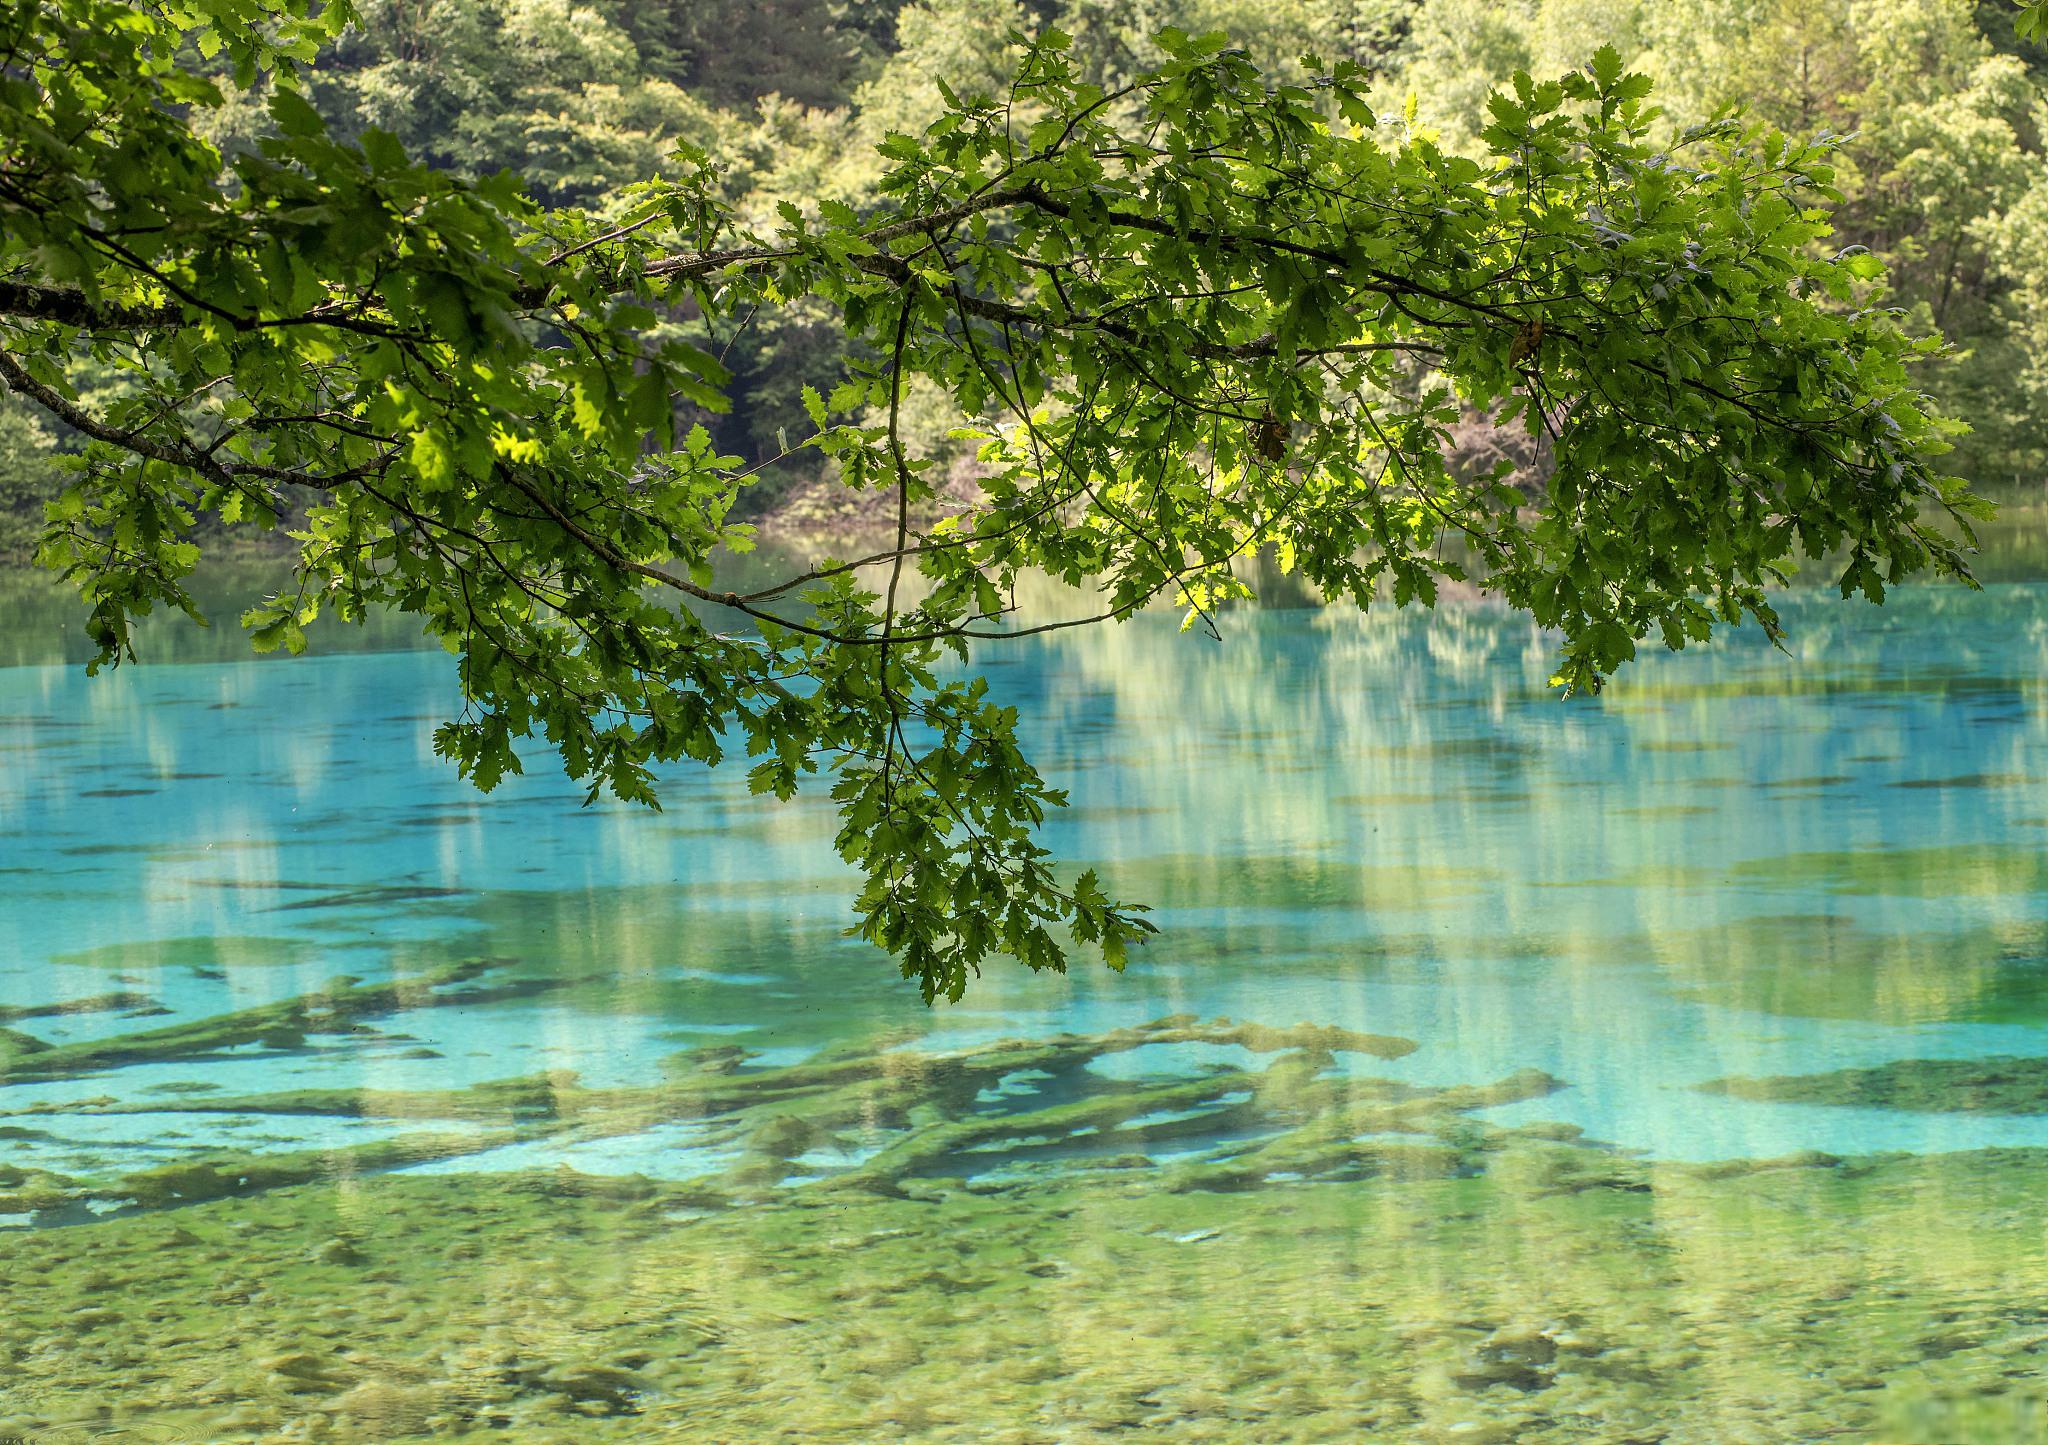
[
  {"x1": 4, "y1": 520, "x2": 2045, "y2": 1044},
  {"x1": 949, "y1": 559, "x2": 2048, "y2": 1046},
  {"x1": 724, "y1": 529, "x2": 2048, "y2": 1016},
  {"x1": 0, "y1": 561, "x2": 430, "y2": 669}
]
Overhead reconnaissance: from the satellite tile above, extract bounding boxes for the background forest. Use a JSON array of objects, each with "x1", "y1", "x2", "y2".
[{"x1": 5, "y1": 0, "x2": 2044, "y2": 550}]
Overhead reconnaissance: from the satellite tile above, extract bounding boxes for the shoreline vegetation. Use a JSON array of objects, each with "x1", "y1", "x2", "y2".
[
  {"x1": 4, "y1": 0, "x2": 2048, "y2": 559},
  {"x1": 1, "y1": 494, "x2": 2046, "y2": 676}
]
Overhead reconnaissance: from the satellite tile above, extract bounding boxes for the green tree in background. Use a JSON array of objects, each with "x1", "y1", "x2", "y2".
[
  {"x1": 205, "y1": 0, "x2": 728, "y2": 205},
  {"x1": 16, "y1": 0, "x2": 2033, "y2": 503},
  {"x1": 1392, "y1": 0, "x2": 2048, "y2": 484},
  {"x1": 0, "y1": 0, "x2": 1998, "y2": 996},
  {"x1": 0, "y1": 397, "x2": 64, "y2": 554}
]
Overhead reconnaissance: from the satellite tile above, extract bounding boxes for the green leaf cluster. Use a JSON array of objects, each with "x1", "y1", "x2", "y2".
[{"x1": 0, "y1": 0, "x2": 1983, "y2": 996}]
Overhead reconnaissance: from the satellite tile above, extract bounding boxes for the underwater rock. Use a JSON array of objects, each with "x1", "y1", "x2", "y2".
[
  {"x1": 0, "y1": 958, "x2": 563, "y2": 1084},
  {"x1": 1691, "y1": 1149, "x2": 1843, "y2": 1179},
  {"x1": 0, "y1": 1009, "x2": 1639, "y2": 1236},
  {"x1": 1513, "y1": 1121, "x2": 1585, "y2": 1143},
  {"x1": 74, "y1": 1070, "x2": 590, "y2": 1124},
  {"x1": 1485, "y1": 1143, "x2": 1652, "y2": 1197},
  {"x1": 1452, "y1": 1326, "x2": 1559, "y2": 1393},
  {"x1": 534, "y1": 1362, "x2": 646, "y2": 1412},
  {"x1": 1699, "y1": 1055, "x2": 2048, "y2": 1115},
  {"x1": 310, "y1": 1238, "x2": 366, "y2": 1267},
  {"x1": 324, "y1": 1381, "x2": 449, "y2": 1435},
  {"x1": 1194, "y1": 1018, "x2": 1420, "y2": 1061},
  {"x1": 0, "y1": 1026, "x2": 50, "y2": 1059},
  {"x1": 264, "y1": 1350, "x2": 354, "y2": 1393},
  {"x1": 264, "y1": 883, "x2": 469, "y2": 912},
  {"x1": 0, "y1": 991, "x2": 160, "y2": 1023},
  {"x1": 665, "y1": 1043, "x2": 750, "y2": 1076},
  {"x1": 748, "y1": 1114, "x2": 824, "y2": 1158},
  {"x1": 1163, "y1": 1138, "x2": 1468, "y2": 1194},
  {"x1": 1421, "y1": 1418, "x2": 1524, "y2": 1444},
  {"x1": 0, "y1": 1162, "x2": 84, "y2": 1215},
  {"x1": 116, "y1": 1132, "x2": 515, "y2": 1210}
]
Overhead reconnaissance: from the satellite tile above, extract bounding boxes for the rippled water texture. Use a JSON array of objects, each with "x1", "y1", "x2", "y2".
[{"x1": 2, "y1": 557, "x2": 2046, "y2": 1442}]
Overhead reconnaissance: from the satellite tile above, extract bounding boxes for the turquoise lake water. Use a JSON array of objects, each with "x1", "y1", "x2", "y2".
[
  {"x1": 3, "y1": 576, "x2": 2045, "y2": 1182},
  {"x1": 3, "y1": 560, "x2": 2047, "y2": 1440}
]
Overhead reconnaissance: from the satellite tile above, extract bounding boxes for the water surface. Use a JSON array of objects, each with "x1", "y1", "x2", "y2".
[{"x1": 2, "y1": 547, "x2": 2046, "y2": 1441}]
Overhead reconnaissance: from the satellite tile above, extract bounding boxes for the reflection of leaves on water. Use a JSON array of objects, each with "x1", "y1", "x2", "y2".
[
  {"x1": 1096, "y1": 853, "x2": 1498, "y2": 911},
  {"x1": 1728, "y1": 846, "x2": 2048, "y2": 898},
  {"x1": 1599, "y1": 847, "x2": 2048, "y2": 901},
  {"x1": 1628, "y1": 912, "x2": 2048, "y2": 1025}
]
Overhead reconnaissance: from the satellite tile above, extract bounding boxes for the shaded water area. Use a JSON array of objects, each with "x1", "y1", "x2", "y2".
[{"x1": 3, "y1": 525, "x2": 2048, "y2": 1442}]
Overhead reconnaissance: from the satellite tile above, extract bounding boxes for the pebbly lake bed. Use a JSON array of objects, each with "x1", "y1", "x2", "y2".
[{"x1": 1, "y1": 553, "x2": 2047, "y2": 1442}]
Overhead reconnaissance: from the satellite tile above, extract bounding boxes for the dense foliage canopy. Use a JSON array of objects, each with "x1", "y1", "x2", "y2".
[{"x1": 0, "y1": 0, "x2": 2001, "y2": 996}]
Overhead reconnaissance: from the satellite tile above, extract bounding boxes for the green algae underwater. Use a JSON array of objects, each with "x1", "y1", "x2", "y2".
[
  {"x1": 5, "y1": 1036, "x2": 2048, "y2": 1443},
  {"x1": 7, "y1": 548, "x2": 2048, "y2": 1441},
  {"x1": 5, "y1": 974, "x2": 2048, "y2": 1444}
]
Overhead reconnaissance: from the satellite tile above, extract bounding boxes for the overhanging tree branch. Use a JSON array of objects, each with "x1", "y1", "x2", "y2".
[{"x1": 0, "y1": 4, "x2": 1983, "y2": 997}]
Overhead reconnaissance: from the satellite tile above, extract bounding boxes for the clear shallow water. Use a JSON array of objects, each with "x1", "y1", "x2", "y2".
[{"x1": 4, "y1": 562, "x2": 2048, "y2": 1440}]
